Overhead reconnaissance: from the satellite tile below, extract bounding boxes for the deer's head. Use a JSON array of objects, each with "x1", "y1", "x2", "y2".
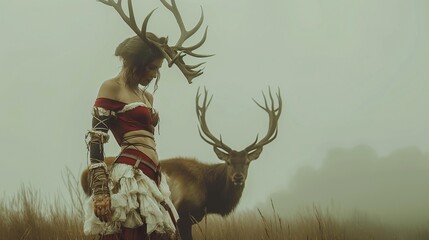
[{"x1": 196, "y1": 88, "x2": 282, "y2": 186}]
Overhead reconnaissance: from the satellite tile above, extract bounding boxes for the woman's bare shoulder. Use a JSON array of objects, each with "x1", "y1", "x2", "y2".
[
  {"x1": 143, "y1": 91, "x2": 154, "y2": 105},
  {"x1": 97, "y1": 78, "x2": 121, "y2": 99}
]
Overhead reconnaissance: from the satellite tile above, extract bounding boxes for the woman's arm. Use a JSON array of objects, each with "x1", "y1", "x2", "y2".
[{"x1": 85, "y1": 79, "x2": 120, "y2": 223}]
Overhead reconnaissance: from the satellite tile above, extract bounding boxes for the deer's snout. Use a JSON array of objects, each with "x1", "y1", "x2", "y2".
[{"x1": 232, "y1": 173, "x2": 245, "y2": 186}]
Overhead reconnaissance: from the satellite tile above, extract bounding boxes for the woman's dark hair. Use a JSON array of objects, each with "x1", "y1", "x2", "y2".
[{"x1": 115, "y1": 33, "x2": 166, "y2": 90}]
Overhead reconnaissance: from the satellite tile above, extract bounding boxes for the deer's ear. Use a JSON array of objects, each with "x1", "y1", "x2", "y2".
[
  {"x1": 248, "y1": 147, "x2": 263, "y2": 161},
  {"x1": 214, "y1": 147, "x2": 230, "y2": 161}
]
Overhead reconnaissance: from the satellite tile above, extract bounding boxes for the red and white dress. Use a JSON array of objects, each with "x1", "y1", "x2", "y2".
[{"x1": 84, "y1": 98, "x2": 179, "y2": 236}]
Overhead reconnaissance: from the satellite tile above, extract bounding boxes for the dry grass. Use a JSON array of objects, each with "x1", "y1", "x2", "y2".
[
  {"x1": 0, "y1": 168, "x2": 90, "y2": 240},
  {"x1": 192, "y1": 204, "x2": 429, "y2": 240},
  {"x1": 0, "y1": 187, "x2": 90, "y2": 240},
  {"x1": 0, "y1": 172, "x2": 427, "y2": 240}
]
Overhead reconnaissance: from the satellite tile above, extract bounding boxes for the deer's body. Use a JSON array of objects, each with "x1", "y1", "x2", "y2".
[
  {"x1": 161, "y1": 157, "x2": 244, "y2": 218},
  {"x1": 161, "y1": 157, "x2": 246, "y2": 240}
]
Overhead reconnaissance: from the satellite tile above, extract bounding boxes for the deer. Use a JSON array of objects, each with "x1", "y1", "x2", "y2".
[
  {"x1": 80, "y1": 88, "x2": 282, "y2": 240},
  {"x1": 159, "y1": 88, "x2": 282, "y2": 240}
]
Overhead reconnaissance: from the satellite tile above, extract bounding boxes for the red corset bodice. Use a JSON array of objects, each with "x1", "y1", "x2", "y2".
[{"x1": 94, "y1": 98, "x2": 159, "y2": 145}]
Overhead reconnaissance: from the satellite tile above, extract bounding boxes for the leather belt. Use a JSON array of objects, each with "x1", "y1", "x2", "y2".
[{"x1": 115, "y1": 153, "x2": 161, "y2": 185}]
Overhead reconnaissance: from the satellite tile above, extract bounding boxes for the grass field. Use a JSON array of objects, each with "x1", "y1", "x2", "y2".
[{"x1": 0, "y1": 184, "x2": 427, "y2": 240}]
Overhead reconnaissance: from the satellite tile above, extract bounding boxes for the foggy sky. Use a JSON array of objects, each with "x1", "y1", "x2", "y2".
[{"x1": 0, "y1": 0, "x2": 428, "y2": 211}]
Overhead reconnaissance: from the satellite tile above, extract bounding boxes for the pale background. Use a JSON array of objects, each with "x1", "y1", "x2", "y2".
[{"x1": 0, "y1": 0, "x2": 428, "y2": 224}]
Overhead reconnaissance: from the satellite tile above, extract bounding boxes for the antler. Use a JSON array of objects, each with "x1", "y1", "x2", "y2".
[
  {"x1": 98, "y1": 0, "x2": 212, "y2": 83},
  {"x1": 244, "y1": 88, "x2": 282, "y2": 153},
  {"x1": 159, "y1": 0, "x2": 209, "y2": 55},
  {"x1": 98, "y1": 0, "x2": 147, "y2": 41},
  {"x1": 196, "y1": 88, "x2": 232, "y2": 153},
  {"x1": 158, "y1": 0, "x2": 212, "y2": 81}
]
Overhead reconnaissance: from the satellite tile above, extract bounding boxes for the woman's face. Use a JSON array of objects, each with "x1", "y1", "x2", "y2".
[{"x1": 139, "y1": 58, "x2": 164, "y2": 86}]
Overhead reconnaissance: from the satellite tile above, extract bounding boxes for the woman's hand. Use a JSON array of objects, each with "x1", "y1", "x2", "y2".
[
  {"x1": 89, "y1": 165, "x2": 112, "y2": 222},
  {"x1": 93, "y1": 193, "x2": 112, "y2": 222}
]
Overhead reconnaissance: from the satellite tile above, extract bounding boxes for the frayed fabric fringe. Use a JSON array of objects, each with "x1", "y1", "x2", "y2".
[{"x1": 84, "y1": 163, "x2": 179, "y2": 236}]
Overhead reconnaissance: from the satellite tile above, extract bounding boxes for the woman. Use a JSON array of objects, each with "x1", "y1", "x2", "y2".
[{"x1": 84, "y1": 34, "x2": 180, "y2": 240}]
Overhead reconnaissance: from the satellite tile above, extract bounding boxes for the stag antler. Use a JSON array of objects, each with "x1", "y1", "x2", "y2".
[
  {"x1": 98, "y1": 0, "x2": 212, "y2": 83},
  {"x1": 244, "y1": 88, "x2": 282, "y2": 153},
  {"x1": 196, "y1": 88, "x2": 232, "y2": 153}
]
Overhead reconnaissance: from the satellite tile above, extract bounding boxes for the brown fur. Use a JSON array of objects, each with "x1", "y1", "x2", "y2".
[
  {"x1": 160, "y1": 156, "x2": 248, "y2": 240},
  {"x1": 160, "y1": 157, "x2": 245, "y2": 217}
]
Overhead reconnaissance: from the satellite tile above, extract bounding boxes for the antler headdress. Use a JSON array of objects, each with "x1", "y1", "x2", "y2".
[{"x1": 98, "y1": 0, "x2": 212, "y2": 83}]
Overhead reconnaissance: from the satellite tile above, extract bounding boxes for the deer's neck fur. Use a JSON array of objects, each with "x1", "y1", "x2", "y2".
[{"x1": 204, "y1": 163, "x2": 245, "y2": 216}]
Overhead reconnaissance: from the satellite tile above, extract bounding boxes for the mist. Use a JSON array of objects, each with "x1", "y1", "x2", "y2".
[
  {"x1": 259, "y1": 145, "x2": 429, "y2": 227},
  {"x1": 0, "y1": 0, "x2": 428, "y2": 216}
]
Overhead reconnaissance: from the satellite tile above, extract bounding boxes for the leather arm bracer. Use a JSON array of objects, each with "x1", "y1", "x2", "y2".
[
  {"x1": 86, "y1": 106, "x2": 116, "y2": 195},
  {"x1": 86, "y1": 107, "x2": 116, "y2": 163}
]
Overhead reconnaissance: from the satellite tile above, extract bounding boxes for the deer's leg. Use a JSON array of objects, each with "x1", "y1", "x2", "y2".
[{"x1": 177, "y1": 216, "x2": 193, "y2": 240}]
